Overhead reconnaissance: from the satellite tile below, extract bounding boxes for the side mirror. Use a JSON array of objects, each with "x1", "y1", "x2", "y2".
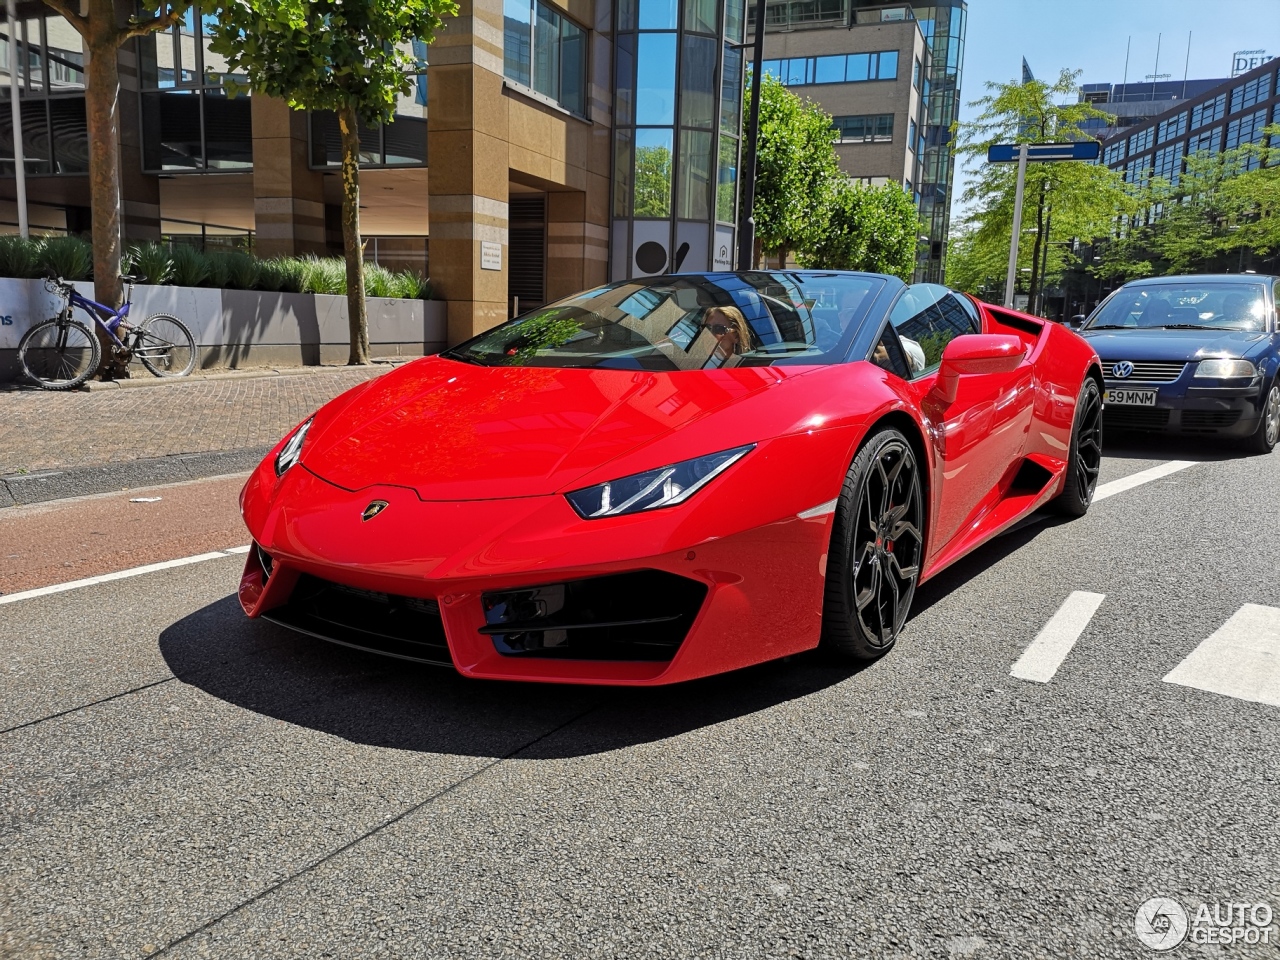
[
  {"x1": 1066, "y1": 314, "x2": 1086, "y2": 329},
  {"x1": 934, "y1": 334, "x2": 1026, "y2": 404}
]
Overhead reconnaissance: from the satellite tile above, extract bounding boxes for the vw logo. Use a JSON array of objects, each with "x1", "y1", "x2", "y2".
[
  {"x1": 361, "y1": 500, "x2": 389, "y2": 522},
  {"x1": 1112, "y1": 360, "x2": 1134, "y2": 379}
]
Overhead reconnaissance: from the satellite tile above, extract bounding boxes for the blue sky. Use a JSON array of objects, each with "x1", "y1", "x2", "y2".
[{"x1": 951, "y1": 0, "x2": 1280, "y2": 219}]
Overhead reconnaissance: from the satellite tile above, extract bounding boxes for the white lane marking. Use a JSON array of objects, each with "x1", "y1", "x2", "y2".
[
  {"x1": 1011, "y1": 591, "x2": 1106, "y2": 683},
  {"x1": 0, "y1": 547, "x2": 251, "y2": 605},
  {"x1": 1093, "y1": 460, "x2": 1195, "y2": 503},
  {"x1": 1163, "y1": 604, "x2": 1280, "y2": 708},
  {"x1": 797, "y1": 498, "x2": 837, "y2": 520}
]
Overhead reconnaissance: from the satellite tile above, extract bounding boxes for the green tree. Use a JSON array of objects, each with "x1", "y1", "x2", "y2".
[
  {"x1": 953, "y1": 68, "x2": 1131, "y2": 311},
  {"x1": 799, "y1": 179, "x2": 919, "y2": 280},
  {"x1": 39, "y1": 0, "x2": 193, "y2": 373},
  {"x1": 208, "y1": 0, "x2": 455, "y2": 364},
  {"x1": 633, "y1": 145, "x2": 673, "y2": 218},
  {"x1": 751, "y1": 75, "x2": 841, "y2": 267}
]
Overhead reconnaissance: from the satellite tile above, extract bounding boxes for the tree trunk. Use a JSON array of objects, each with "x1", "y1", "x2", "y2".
[
  {"x1": 337, "y1": 102, "x2": 369, "y2": 365},
  {"x1": 1026, "y1": 180, "x2": 1047, "y2": 313},
  {"x1": 83, "y1": 30, "x2": 128, "y2": 378}
]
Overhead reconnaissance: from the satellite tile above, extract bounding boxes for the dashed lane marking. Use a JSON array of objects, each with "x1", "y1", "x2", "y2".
[
  {"x1": 1093, "y1": 460, "x2": 1196, "y2": 503},
  {"x1": 1163, "y1": 604, "x2": 1280, "y2": 708},
  {"x1": 1011, "y1": 591, "x2": 1106, "y2": 683},
  {"x1": 0, "y1": 547, "x2": 251, "y2": 605}
]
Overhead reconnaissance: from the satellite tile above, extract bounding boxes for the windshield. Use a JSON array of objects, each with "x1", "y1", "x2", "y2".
[
  {"x1": 1085, "y1": 282, "x2": 1269, "y2": 332},
  {"x1": 442, "y1": 273, "x2": 886, "y2": 370}
]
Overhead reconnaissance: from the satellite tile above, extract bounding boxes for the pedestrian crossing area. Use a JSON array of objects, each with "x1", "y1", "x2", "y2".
[{"x1": 1011, "y1": 594, "x2": 1280, "y2": 709}]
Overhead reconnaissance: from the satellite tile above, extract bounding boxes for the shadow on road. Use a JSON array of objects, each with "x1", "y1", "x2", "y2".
[
  {"x1": 159, "y1": 596, "x2": 863, "y2": 759},
  {"x1": 1102, "y1": 431, "x2": 1252, "y2": 463}
]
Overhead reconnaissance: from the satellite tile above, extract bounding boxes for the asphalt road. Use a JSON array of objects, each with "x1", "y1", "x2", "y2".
[{"x1": 2, "y1": 438, "x2": 1278, "y2": 959}]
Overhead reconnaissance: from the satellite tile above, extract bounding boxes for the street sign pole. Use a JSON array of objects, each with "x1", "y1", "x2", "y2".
[{"x1": 1003, "y1": 143, "x2": 1028, "y2": 308}]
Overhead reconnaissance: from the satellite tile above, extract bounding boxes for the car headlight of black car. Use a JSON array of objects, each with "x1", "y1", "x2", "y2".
[
  {"x1": 565, "y1": 444, "x2": 755, "y2": 519},
  {"x1": 1194, "y1": 358, "x2": 1256, "y2": 379},
  {"x1": 275, "y1": 417, "x2": 313, "y2": 476}
]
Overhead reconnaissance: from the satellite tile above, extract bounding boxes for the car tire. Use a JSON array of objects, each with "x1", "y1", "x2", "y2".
[
  {"x1": 1242, "y1": 378, "x2": 1280, "y2": 455},
  {"x1": 1049, "y1": 377, "x2": 1103, "y2": 517},
  {"x1": 821, "y1": 427, "x2": 924, "y2": 663}
]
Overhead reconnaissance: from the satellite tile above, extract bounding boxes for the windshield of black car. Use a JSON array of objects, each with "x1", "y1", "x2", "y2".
[
  {"x1": 441, "y1": 273, "x2": 886, "y2": 370},
  {"x1": 1084, "y1": 282, "x2": 1269, "y2": 332}
]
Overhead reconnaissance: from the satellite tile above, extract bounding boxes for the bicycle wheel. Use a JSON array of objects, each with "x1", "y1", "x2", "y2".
[
  {"x1": 136, "y1": 313, "x2": 197, "y2": 377},
  {"x1": 17, "y1": 316, "x2": 101, "y2": 390}
]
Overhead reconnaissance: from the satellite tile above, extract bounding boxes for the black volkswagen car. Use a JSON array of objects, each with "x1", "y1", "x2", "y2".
[{"x1": 1077, "y1": 275, "x2": 1280, "y2": 453}]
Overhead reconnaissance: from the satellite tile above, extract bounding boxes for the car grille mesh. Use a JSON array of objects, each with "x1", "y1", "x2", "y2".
[
  {"x1": 1181, "y1": 410, "x2": 1242, "y2": 431},
  {"x1": 1106, "y1": 361, "x2": 1186, "y2": 382},
  {"x1": 264, "y1": 574, "x2": 452, "y2": 665},
  {"x1": 1104, "y1": 407, "x2": 1172, "y2": 430}
]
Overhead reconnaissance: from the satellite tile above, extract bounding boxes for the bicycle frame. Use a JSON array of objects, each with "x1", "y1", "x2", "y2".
[{"x1": 61, "y1": 286, "x2": 133, "y2": 349}]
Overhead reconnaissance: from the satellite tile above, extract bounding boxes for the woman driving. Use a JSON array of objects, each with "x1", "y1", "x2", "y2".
[{"x1": 702, "y1": 306, "x2": 755, "y2": 363}]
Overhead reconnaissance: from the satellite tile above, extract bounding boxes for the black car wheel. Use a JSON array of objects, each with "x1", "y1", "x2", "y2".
[
  {"x1": 1244, "y1": 378, "x2": 1280, "y2": 455},
  {"x1": 821, "y1": 427, "x2": 924, "y2": 663},
  {"x1": 1049, "y1": 377, "x2": 1103, "y2": 516}
]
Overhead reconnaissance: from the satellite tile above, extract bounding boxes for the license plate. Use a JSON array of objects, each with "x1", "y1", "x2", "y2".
[{"x1": 1105, "y1": 388, "x2": 1158, "y2": 406}]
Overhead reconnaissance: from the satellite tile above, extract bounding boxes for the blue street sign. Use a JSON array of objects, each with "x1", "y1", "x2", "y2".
[{"x1": 987, "y1": 141, "x2": 1101, "y2": 163}]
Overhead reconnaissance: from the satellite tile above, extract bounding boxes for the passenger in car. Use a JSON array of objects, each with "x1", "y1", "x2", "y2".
[{"x1": 702, "y1": 306, "x2": 756, "y2": 363}]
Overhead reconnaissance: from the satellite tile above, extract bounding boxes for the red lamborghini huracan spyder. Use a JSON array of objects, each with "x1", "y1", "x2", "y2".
[{"x1": 239, "y1": 272, "x2": 1102, "y2": 685}]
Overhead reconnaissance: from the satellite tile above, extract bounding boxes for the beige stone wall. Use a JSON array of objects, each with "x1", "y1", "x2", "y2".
[
  {"x1": 763, "y1": 20, "x2": 926, "y2": 186},
  {"x1": 251, "y1": 97, "x2": 329, "y2": 258},
  {"x1": 428, "y1": 0, "x2": 611, "y2": 344}
]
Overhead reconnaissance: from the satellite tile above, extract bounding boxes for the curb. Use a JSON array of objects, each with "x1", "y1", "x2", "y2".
[
  {"x1": 81, "y1": 357, "x2": 410, "y2": 391},
  {"x1": 0, "y1": 446, "x2": 271, "y2": 508}
]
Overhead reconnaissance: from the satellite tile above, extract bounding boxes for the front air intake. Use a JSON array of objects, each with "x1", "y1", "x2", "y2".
[{"x1": 482, "y1": 570, "x2": 708, "y2": 661}]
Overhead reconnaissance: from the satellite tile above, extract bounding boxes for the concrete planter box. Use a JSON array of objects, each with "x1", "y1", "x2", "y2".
[{"x1": 0, "y1": 278, "x2": 446, "y2": 382}]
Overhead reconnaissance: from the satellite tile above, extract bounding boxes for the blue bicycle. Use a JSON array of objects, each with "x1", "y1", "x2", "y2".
[{"x1": 18, "y1": 274, "x2": 196, "y2": 389}]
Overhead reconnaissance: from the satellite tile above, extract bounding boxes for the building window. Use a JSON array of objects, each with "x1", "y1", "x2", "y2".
[
  {"x1": 1157, "y1": 111, "x2": 1186, "y2": 143},
  {"x1": 913, "y1": 57, "x2": 921, "y2": 90},
  {"x1": 1103, "y1": 140, "x2": 1125, "y2": 165},
  {"x1": 1186, "y1": 127, "x2": 1220, "y2": 158},
  {"x1": 308, "y1": 112, "x2": 426, "y2": 168},
  {"x1": 503, "y1": 0, "x2": 588, "y2": 116},
  {"x1": 0, "y1": 14, "x2": 89, "y2": 177},
  {"x1": 833, "y1": 113, "x2": 893, "y2": 143},
  {"x1": 1191, "y1": 94, "x2": 1225, "y2": 129},
  {"x1": 1229, "y1": 72, "x2": 1272, "y2": 115},
  {"x1": 764, "y1": 0, "x2": 845, "y2": 28},
  {"x1": 1127, "y1": 126, "x2": 1153, "y2": 155},
  {"x1": 762, "y1": 50, "x2": 898, "y2": 86},
  {"x1": 1152, "y1": 142, "x2": 1183, "y2": 185},
  {"x1": 1225, "y1": 107, "x2": 1268, "y2": 168}
]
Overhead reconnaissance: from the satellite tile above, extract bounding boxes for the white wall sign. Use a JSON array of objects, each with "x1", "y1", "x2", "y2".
[
  {"x1": 1232, "y1": 49, "x2": 1272, "y2": 77},
  {"x1": 481, "y1": 241, "x2": 502, "y2": 271}
]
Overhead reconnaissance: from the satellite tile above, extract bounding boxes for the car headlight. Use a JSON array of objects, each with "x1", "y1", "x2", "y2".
[
  {"x1": 565, "y1": 444, "x2": 755, "y2": 519},
  {"x1": 1195, "y1": 358, "x2": 1257, "y2": 379},
  {"x1": 274, "y1": 417, "x2": 313, "y2": 476}
]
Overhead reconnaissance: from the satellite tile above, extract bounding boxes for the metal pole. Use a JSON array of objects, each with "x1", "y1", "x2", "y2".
[
  {"x1": 1003, "y1": 143, "x2": 1028, "y2": 309},
  {"x1": 736, "y1": 0, "x2": 766, "y2": 271},
  {"x1": 7, "y1": 0, "x2": 27, "y2": 238}
]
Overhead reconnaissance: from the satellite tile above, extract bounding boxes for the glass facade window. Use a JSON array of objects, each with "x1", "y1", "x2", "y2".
[
  {"x1": 761, "y1": 50, "x2": 898, "y2": 86},
  {"x1": 502, "y1": 0, "x2": 588, "y2": 115},
  {"x1": 1225, "y1": 107, "x2": 1268, "y2": 169},
  {"x1": 1229, "y1": 72, "x2": 1271, "y2": 115},
  {"x1": 0, "y1": 14, "x2": 90, "y2": 177},
  {"x1": 833, "y1": 113, "x2": 893, "y2": 143},
  {"x1": 1157, "y1": 111, "x2": 1186, "y2": 143},
  {"x1": 1127, "y1": 126, "x2": 1154, "y2": 155},
  {"x1": 765, "y1": 0, "x2": 846, "y2": 28},
  {"x1": 1103, "y1": 140, "x2": 1126, "y2": 165},
  {"x1": 1191, "y1": 94, "x2": 1225, "y2": 129},
  {"x1": 308, "y1": 111, "x2": 426, "y2": 168},
  {"x1": 1152, "y1": 142, "x2": 1182, "y2": 185},
  {"x1": 1187, "y1": 127, "x2": 1220, "y2": 157},
  {"x1": 634, "y1": 127, "x2": 673, "y2": 217}
]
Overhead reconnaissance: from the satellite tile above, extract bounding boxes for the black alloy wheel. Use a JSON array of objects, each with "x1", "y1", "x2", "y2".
[
  {"x1": 822, "y1": 427, "x2": 924, "y2": 662},
  {"x1": 1050, "y1": 377, "x2": 1103, "y2": 517},
  {"x1": 1244, "y1": 378, "x2": 1280, "y2": 454}
]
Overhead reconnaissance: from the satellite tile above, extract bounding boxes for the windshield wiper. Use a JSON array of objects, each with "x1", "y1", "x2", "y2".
[
  {"x1": 1159, "y1": 324, "x2": 1222, "y2": 330},
  {"x1": 1084, "y1": 324, "x2": 1129, "y2": 330}
]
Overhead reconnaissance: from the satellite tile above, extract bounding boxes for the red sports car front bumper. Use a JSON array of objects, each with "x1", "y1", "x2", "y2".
[{"x1": 238, "y1": 456, "x2": 834, "y2": 685}]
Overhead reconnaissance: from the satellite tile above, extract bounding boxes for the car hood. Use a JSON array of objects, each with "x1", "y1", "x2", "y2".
[
  {"x1": 1080, "y1": 328, "x2": 1267, "y2": 362},
  {"x1": 301, "y1": 357, "x2": 804, "y2": 500}
]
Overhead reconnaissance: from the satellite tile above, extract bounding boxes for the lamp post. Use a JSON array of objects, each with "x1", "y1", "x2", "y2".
[
  {"x1": 7, "y1": 0, "x2": 27, "y2": 237},
  {"x1": 735, "y1": 0, "x2": 766, "y2": 271}
]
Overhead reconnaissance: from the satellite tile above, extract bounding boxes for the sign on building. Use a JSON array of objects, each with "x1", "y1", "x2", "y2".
[{"x1": 1232, "y1": 50, "x2": 1272, "y2": 77}]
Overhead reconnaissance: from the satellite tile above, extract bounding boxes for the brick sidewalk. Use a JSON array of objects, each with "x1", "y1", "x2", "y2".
[{"x1": 0, "y1": 367, "x2": 389, "y2": 475}]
